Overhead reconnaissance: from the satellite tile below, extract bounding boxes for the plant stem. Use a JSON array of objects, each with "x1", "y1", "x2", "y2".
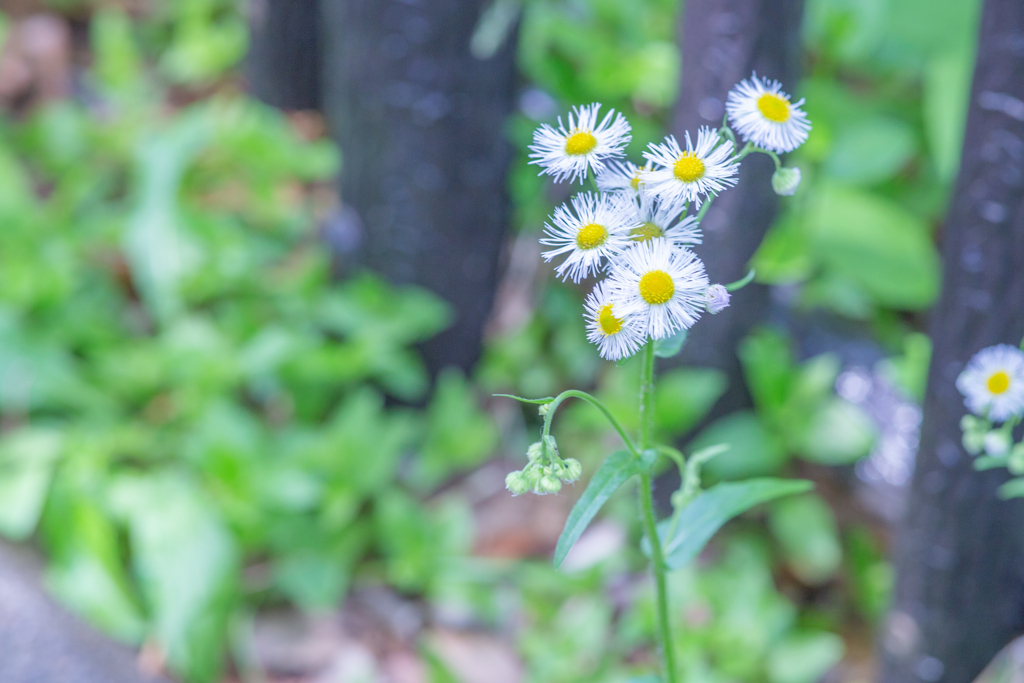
[{"x1": 637, "y1": 342, "x2": 677, "y2": 683}]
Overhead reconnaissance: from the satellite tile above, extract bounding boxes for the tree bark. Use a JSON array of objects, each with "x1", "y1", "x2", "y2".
[
  {"x1": 666, "y1": 0, "x2": 804, "y2": 417},
  {"x1": 880, "y1": 2, "x2": 1024, "y2": 681},
  {"x1": 246, "y1": 0, "x2": 322, "y2": 111},
  {"x1": 320, "y1": 0, "x2": 517, "y2": 378}
]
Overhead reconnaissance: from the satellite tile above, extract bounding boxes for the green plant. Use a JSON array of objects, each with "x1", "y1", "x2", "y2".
[
  {"x1": 0, "y1": 9, "x2": 497, "y2": 682},
  {"x1": 502, "y1": 83, "x2": 816, "y2": 681}
]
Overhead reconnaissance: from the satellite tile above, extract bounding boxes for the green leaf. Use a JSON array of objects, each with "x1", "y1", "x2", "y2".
[
  {"x1": 493, "y1": 394, "x2": 554, "y2": 404},
  {"x1": 654, "y1": 367, "x2": 727, "y2": 436},
  {"x1": 692, "y1": 411, "x2": 788, "y2": 480},
  {"x1": 554, "y1": 450, "x2": 648, "y2": 568},
  {"x1": 0, "y1": 428, "x2": 62, "y2": 540},
  {"x1": 659, "y1": 478, "x2": 813, "y2": 570},
  {"x1": 798, "y1": 399, "x2": 876, "y2": 465},
  {"x1": 654, "y1": 328, "x2": 687, "y2": 358},
  {"x1": 924, "y1": 48, "x2": 974, "y2": 182},
  {"x1": 110, "y1": 473, "x2": 238, "y2": 683},
  {"x1": 414, "y1": 368, "x2": 499, "y2": 490},
  {"x1": 823, "y1": 117, "x2": 917, "y2": 185},
  {"x1": 767, "y1": 631, "x2": 845, "y2": 683},
  {"x1": 808, "y1": 185, "x2": 940, "y2": 310},
  {"x1": 998, "y1": 478, "x2": 1024, "y2": 500},
  {"x1": 768, "y1": 494, "x2": 842, "y2": 585}
]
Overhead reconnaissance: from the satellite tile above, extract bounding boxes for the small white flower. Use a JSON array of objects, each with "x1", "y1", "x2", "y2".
[
  {"x1": 583, "y1": 280, "x2": 645, "y2": 361},
  {"x1": 596, "y1": 160, "x2": 650, "y2": 195},
  {"x1": 704, "y1": 284, "x2": 731, "y2": 314},
  {"x1": 956, "y1": 344, "x2": 1024, "y2": 423},
  {"x1": 607, "y1": 240, "x2": 709, "y2": 340},
  {"x1": 725, "y1": 73, "x2": 811, "y2": 154},
  {"x1": 771, "y1": 166, "x2": 802, "y2": 196},
  {"x1": 623, "y1": 190, "x2": 701, "y2": 248},
  {"x1": 540, "y1": 192, "x2": 637, "y2": 283},
  {"x1": 529, "y1": 103, "x2": 631, "y2": 184},
  {"x1": 642, "y1": 128, "x2": 738, "y2": 209}
]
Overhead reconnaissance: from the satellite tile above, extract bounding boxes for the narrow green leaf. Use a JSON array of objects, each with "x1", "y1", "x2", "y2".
[
  {"x1": 974, "y1": 456, "x2": 1006, "y2": 471},
  {"x1": 660, "y1": 478, "x2": 813, "y2": 570},
  {"x1": 998, "y1": 478, "x2": 1024, "y2": 500},
  {"x1": 654, "y1": 328, "x2": 688, "y2": 358},
  {"x1": 554, "y1": 450, "x2": 645, "y2": 568},
  {"x1": 492, "y1": 394, "x2": 554, "y2": 405}
]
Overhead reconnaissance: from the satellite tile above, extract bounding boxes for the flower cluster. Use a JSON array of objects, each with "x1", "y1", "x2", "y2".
[
  {"x1": 505, "y1": 436, "x2": 582, "y2": 496},
  {"x1": 957, "y1": 344, "x2": 1024, "y2": 465},
  {"x1": 528, "y1": 74, "x2": 810, "y2": 361}
]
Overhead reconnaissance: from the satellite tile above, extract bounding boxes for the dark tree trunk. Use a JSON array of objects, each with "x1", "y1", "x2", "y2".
[
  {"x1": 665, "y1": 0, "x2": 804, "y2": 417},
  {"x1": 320, "y1": 0, "x2": 517, "y2": 378},
  {"x1": 880, "y1": 2, "x2": 1024, "y2": 681},
  {"x1": 246, "y1": 0, "x2": 322, "y2": 111}
]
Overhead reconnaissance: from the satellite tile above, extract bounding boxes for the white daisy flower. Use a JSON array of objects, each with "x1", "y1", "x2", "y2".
[
  {"x1": 607, "y1": 240, "x2": 709, "y2": 340},
  {"x1": 725, "y1": 73, "x2": 811, "y2": 154},
  {"x1": 956, "y1": 344, "x2": 1024, "y2": 423},
  {"x1": 529, "y1": 103, "x2": 631, "y2": 184},
  {"x1": 540, "y1": 192, "x2": 637, "y2": 283},
  {"x1": 584, "y1": 280, "x2": 645, "y2": 361},
  {"x1": 642, "y1": 128, "x2": 738, "y2": 209},
  {"x1": 623, "y1": 190, "x2": 702, "y2": 247},
  {"x1": 596, "y1": 160, "x2": 650, "y2": 195}
]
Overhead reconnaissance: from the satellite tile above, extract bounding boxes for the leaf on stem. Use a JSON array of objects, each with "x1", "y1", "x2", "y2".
[
  {"x1": 658, "y1": 478, "x2": 813, "y2": 570},
  {"x1": 654, "y1": 328, "x2": 688, "y2": 359},
  {"x1": 553, "y1": 450, "x2": 653, "y2": 568},
  {"x1": 998, "y1": 478, "x2": 1024, "y2": 500},
  {"x1": 492, "y1": 394, "x2": 554, "y2": 405}
]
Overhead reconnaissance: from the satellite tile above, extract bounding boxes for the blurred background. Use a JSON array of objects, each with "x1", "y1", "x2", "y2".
[{"x1": 0, "y1": 0, "x2": 1013, "y2": 682}]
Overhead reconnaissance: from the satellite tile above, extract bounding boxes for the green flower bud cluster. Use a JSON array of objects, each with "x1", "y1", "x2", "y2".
[
  {"x1": 961, "y1": 414, "x2": 1024, "y2": 472},
  {"x1": 505, "y1": 435, "x2": 582, "y2": 496}
]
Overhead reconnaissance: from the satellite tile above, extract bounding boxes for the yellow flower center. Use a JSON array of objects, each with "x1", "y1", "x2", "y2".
[
  {"x1": 630, "y1": 170, "x2": 643, "y2": 190},
  {"x1": 757, "y1": 93, "x2": 791, "y2": 123},
  {"x1": 565, "y1": 130, "x2": 597, "y2": 156},
  {"x1": 576, "y1": 223, "x2": 608, "y2": 250},
  {"x1": 673, "y1": 153, "x2": 705, "y2": 183},
  {"x1": 988, "y1": 371, "x2": 1011, "y2": 395},
  {"x1": 596, "y1": 304, "x2": 623, "y2": 336},
  {"x1": 639, "y1": 270, "x2": 674, "y2": 305},
  {"x1": 630, "y1": 222, "x2": 664, "y2": 242}
]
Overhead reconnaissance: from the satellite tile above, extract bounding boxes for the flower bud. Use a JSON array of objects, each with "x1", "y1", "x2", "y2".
[
  {"x1": 505, "y1": 470, "x2": 529, "y2": 496},
  {"x1": 538, "y1": 402, "x2": 552, "y2": 417},
  {"x1": 704, "y1": 284, "x2": 731, "y2": 315},
  {"x1": 963, "y1": 430, "x2": 986, "y2": 455},
  {"x1": 526, "y1": 441, "x2": 544, "y2": 462},
  {"x1": 535, "y1": 475, "x2": 563, "y2": 495},
  {"x1": 985, "y1": 430, "x2": 1012, "y2": 457},
  {"x1": 562, "y1": 458, "x2": 583, "y2": 482},
  {"x1": 771, "y1": 166, "x2": 801, "y2": 196}
]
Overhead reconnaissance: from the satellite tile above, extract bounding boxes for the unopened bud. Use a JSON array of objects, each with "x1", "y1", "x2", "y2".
[
  {"x1": 771, "y1": 166, "x2": 801, "y2": 196},
  {"x1": 963, "y1": 430, "x2": 985, "y2": 455},
  {"x1": 526, "y1": 441, "x2": 544, "y2": 461},
  {"x1": 704, "y1": 284, "x2": 731, "y2": 315},
  {"x1": 985, "y1": 430, "x2": 1012, "y2": 457},
  {"x1": 536, "y1": 475, "x2": 563, "y2": 495},
  {"x1": 562, "y1": 458, "x2": 582, "y2": 482},
  {"x1": 505, "y1": 470, "x2": 529, "y2": 496}
]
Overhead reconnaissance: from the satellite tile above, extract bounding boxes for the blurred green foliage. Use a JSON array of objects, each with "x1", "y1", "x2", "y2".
[
  {"x1": 0, "y1": 5, "x2": 496, "y2": 682},
  {"x1": 0, "y1": 0, "x2": 982, "y2": 680}
]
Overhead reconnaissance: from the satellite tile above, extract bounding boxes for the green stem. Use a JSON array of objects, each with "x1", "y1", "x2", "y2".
[
  {"x1": 637, "y1": 343, "x2": 677, "y2": 683},
  {"x1": 541, "y1": 389, "x2": 639, "y2": 456}
]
